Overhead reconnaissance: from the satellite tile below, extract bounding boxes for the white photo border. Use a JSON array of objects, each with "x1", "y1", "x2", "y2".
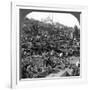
[{"x1": 11, "y1": 1, "x2": 88, "y2": 88}]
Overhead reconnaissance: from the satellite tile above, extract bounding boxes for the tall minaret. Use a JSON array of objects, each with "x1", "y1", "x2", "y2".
[{"x1": 51, "y1": 13, "x2": 53, "y2": 24}]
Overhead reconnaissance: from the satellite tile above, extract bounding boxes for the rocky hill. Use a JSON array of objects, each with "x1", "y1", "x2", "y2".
[{"x1": 20, "y1": 18, "x2": 80, "y2": 79}]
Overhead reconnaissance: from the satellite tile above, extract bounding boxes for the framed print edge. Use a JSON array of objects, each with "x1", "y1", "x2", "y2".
[
  {"x1": 11, "y1": 1, "x2": 88, "y2": 88},
  {"x1": 11, "y1": 2, "x2": 17, "y2": 88}
]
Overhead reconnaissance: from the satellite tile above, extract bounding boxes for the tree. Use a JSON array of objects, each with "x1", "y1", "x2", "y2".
[{"x1": 73, "y1": 25, "x2": 80, "y2": 41}]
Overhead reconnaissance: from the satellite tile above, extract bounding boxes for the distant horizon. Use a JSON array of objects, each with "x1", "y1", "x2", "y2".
[{"x1": 26, "y1": 12, "x2": 80, "y2": 29}]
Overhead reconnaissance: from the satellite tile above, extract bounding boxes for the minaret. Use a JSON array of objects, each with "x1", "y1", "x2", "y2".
[{"x1": 51, "y1": 13, "x2": 53, "y2": 24}]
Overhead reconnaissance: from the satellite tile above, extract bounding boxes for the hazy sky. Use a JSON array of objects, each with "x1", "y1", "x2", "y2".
[{"x1": 26, "y1": 12, "x2": 80, "y2": 28}]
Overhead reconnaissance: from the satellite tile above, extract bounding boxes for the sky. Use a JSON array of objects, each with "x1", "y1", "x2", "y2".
[{"x1": 26, "y1": 12, "x2": 80, "y2": 28}]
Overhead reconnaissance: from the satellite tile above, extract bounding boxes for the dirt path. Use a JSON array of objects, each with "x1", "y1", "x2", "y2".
[{"x1": 46, "y1": 68, "x2": 73, "y2": 78}]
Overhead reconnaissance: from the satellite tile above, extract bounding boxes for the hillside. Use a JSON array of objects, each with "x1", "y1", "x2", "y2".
[{"x1": 20, "y1": 18, "x2": 80, "y2": 79}]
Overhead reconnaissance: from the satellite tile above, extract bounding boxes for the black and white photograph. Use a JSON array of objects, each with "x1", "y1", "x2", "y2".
[{"x1": 20, "y1": 9, "x2": 80, "y2": 79}]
